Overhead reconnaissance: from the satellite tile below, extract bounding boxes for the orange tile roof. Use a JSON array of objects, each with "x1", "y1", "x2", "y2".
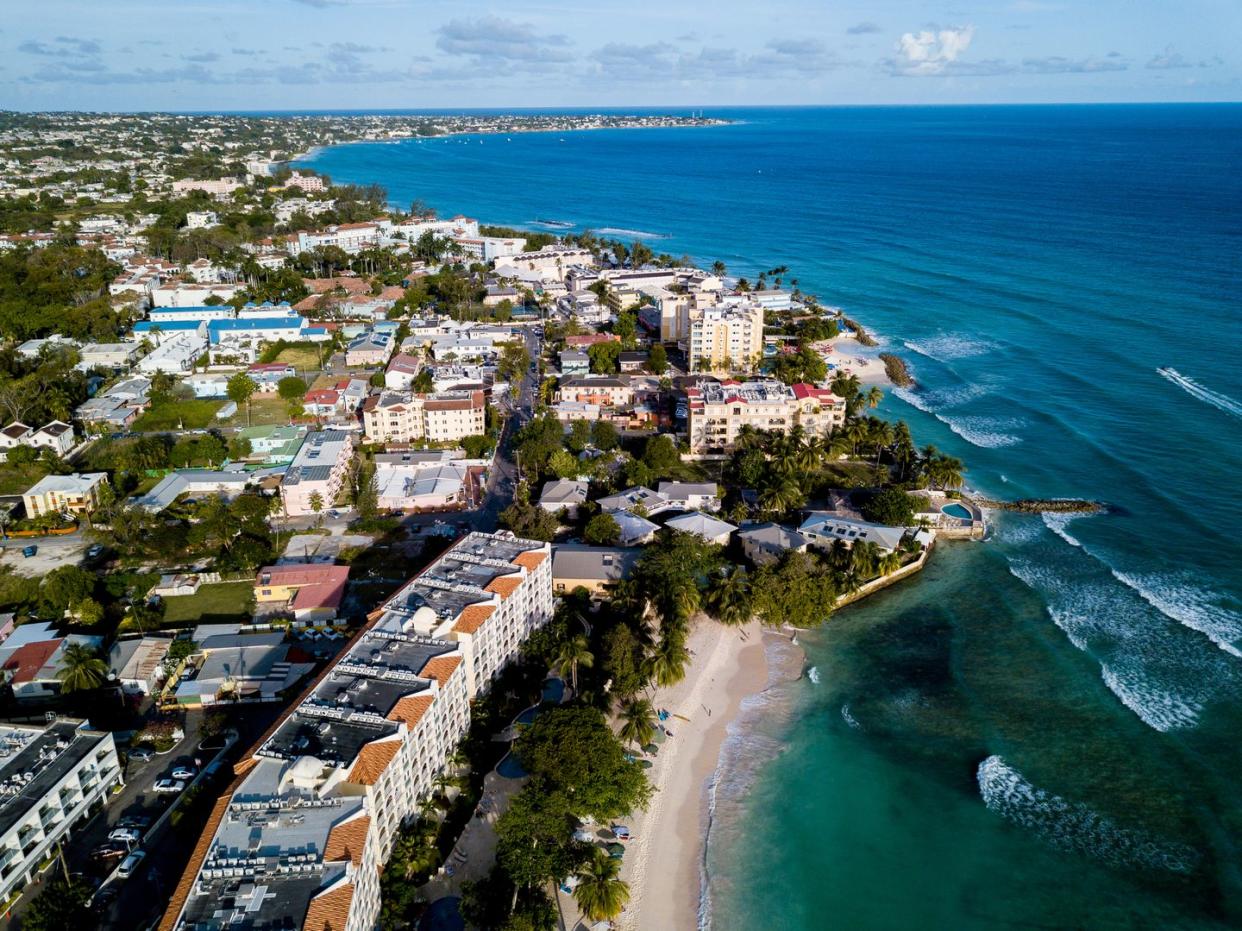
[
  {"x1": 452, "y1": 603, "x2": 494, "y2": 635},
  {"x1": 421, "y1": 655, "x2": 461, "y2": 687},
  {"x1": 485, "y1": 576, "x2": 522, "y2": 599},
  {"x1": 387, "y1": 693, "x2": 435, "y2": 728},
  {"x1": 324, "y1": 814, "x2": 370, "y2": 866},
  {"x1": 302, "y1": 881, "x2": 355, "y2": 931},
  {"x1": 347, "y1": 738, "x2": 401, "y2": 786},
  {"x1": 512, "y1": 550, "x2": 547, "y2": 571}
]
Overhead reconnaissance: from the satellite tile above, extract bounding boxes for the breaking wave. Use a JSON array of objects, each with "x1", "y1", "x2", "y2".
[
  {"x1": 1110, "y1": 571, "x2": 1242, "y2": 659},
  {"x1": 840, "y1": 703, "x2": 862, "y2": 730},
  {"x1": 1158, "y1": 368, "x2": 1242, "y2": 419},
  {"x1": 977, "y1": 756, "x2": 1199, "y2": 873},
  {"x1": 806, "y1": 665, "x2": 821, "y2": 684},
  {"x1": 903, "y1": 334, "x2": 1000, "y2": 362},
  {"x1": 596, "y1": 226, "x2": 668, "y2": 239},
  {"x1": 891, "y1": 387, "x2": 1023, "y2": 447}
]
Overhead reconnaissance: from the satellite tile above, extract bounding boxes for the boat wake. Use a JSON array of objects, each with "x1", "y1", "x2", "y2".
[
  {"x1": 977, "y1": 756, "x2": 1199, "y2": 873},
  {"x1": 1158, "y1": 367, "x2": 1242, "y2": 419}
]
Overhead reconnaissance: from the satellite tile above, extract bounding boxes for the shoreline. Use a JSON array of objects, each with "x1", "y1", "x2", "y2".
[
  {"x1": 285, "y1": 119, "x2": 732, "y2": 167},
  {"x1": 604, "y1": 620, "x2": 800, "y2": 931}
]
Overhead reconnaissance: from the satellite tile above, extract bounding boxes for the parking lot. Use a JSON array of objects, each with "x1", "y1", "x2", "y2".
[{"x1": 0, "y1": 532, "x2": 88, "y2": 577}]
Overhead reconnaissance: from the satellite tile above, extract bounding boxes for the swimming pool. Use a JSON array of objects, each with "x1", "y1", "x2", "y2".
[
  {"x1": 941, "y1": 503, "x2": 973, "y2": 520},
  {"x1": 541, "y1": 677, "x2": 565, "y2": 704},
  {"x1": 515, "y1": 707, "x2": 539, "y2": 725},
  {"x1": 497, "y1": 752, "x2": 528, "y2": 779}
]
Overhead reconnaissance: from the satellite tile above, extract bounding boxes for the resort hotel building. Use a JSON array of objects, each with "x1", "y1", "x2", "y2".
[
  {"x1": 685, "y1": 379, "x2": 846, "y2": 454},
  {"x1": 161, "y1": 531, "x2": 552, "y2": 931},
  {"x1": 0, "y1": 720, "x2": 121, "y2": 904}
]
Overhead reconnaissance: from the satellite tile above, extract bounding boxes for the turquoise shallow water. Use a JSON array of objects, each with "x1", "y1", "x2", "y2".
[{"x1": 300, "y1": 106, "x2": 1242, "y2": 928}]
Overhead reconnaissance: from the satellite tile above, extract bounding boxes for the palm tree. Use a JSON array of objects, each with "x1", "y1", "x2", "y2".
[
  {"x1": 734, "y1": 424, "x2": 765, "y2": 451},
  {"x1": 711, "y1": 260, "x2": 727, "y2": 278},
  {"x1": 704, "y1": 566, "x2": 753, "y2": 627},
  {"x1": 830, "y1": 371, "x2": 861, "y2": 403},
  {"x1": 555, "y1": 635, "x2": 594, "y2": 694},
  {"x1": 618, "y1": 698, "x2": 657, "y2": 748},
  {"x1": 878, "y1": 551, "x2": 902, "y2": 576},
  {"x1": 841, "y1": 420, "x2": 866, "y2": 457},
  {"x1": 926, "y1": 451, "x2": 965, "y2": 490},
  {"x1": 573, "y1": 847, "x2": 631, "y2": 922},
  {"x1": 867, "y1": 418, "x2": 894, "y2": 467},
  {"x1": 864, "y1": 386, "x2": 883, "y2": 410},
  {"x1": 56, "y1": 643, "x2": 107, "y2": 693},
  {"x1": 758, "y1": 477, "x2": 804, "y2": 517},
  {"x1": 645, "y1": 635, "x2": 690, "y2": 688}
]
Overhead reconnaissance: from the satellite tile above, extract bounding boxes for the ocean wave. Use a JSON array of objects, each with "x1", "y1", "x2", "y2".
[
  {"x1": 1042, "y1": 512, "x2": 1088, "y2": 548},
  {"x1": 903, "y1": 334, "x2": 1000, "y2": 362},
  {"x1": 891, "y1": 387, "x2": 1023, "y2": 447},
  {"x1": 922, "y1": 381, "x2": 995, "y2": 408},
  {"x1": 1158, "y1": 368, "x2": 1242, "y2": 420},
  {"x1": 527, "y1": 218, "x2": 574, "y2": 229},
  {"x1": 596, "y1": 226, "x2": 668, "y2": 240},
  {"x1": 1110, "y1": 571, "x2": 1242, "y2": 658},
  {"x1": 806, "y1": 665, "x2": 821, "y2": 684},
  {"x1": 840, "y1": 703, "x2": 862, "y2": 730},
  {"x1": 1005, "y1": 557, "x2": 1207, "y2": 731},
  {"x1": 977, "y1": 755, "x2": 1199, "y2": 873}
]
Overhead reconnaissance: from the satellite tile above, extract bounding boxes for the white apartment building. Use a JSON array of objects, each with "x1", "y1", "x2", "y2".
[
  {"x1": 280, "y1": 429, "x2": 356, "y2": 517},
  {"x1": 553, "y1": 375, "x2": 634, "y2": 408},
  {"x1": 684, "y1": 380, "x2": 847, "y2": 454},
  {"x1": 293, "y1": 223, "x2": 383, "y2": 255},
  {"x1": 136, "y1": 330, "x2": 208, "y2": 374},
  {"x1": 162, "y1": 532, "x2": 552, "y2": 931},
  {"x1": 687, "y1": 303, "x2": 765, "y2": 373},
  {"x1": 495, "y1": 246, "x2": 595, "y2": 282},
  {"x1": 362, "y1": 390, "x2": 486, "y2": 445},
  {"x1": 151, "y1": 282, "x2": 241, "y2": 307},
  {"x1": 171, "y1": 178, "x2": 243, "y2": 197},
  {"x1": 0, "y1": 720, "x2": 122, "y2": 904},
  {"x1": 184, "y1": 211, "x2": 218, "y2": 229}
]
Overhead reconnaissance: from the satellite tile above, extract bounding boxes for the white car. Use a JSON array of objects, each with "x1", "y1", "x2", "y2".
[
  {"x1": 108, "y1": 827, "x2": 141, "y2": 845},
  {"x1": 117, "y1": 849, "x2": 145, "y2": 878},
  {"x1": 153, "y1": 778, "x2": 185, "y2": 794},
  {"x1": 171, "y1": 766, "x2": 197, "y2": 781}
]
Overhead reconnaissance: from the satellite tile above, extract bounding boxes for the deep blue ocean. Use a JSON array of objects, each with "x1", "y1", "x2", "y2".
[{"x1": 300, "y1": 105, "x2": 1242, "y2": 929}]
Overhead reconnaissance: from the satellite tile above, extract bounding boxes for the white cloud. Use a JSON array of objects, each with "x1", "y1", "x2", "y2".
[
  {"x1": 1146, "y1": 45, "x2": 1191, "y2": 70},
  {"x1": 889, "y1": 25, "x2": 977, "y2": 76},
  {"x1": 436, "y1": 16, "x2": 571, "y2": 63},
  {"x1": 1022, "y1": 55, "x2": 1127, "y2": 73},
  {"x1": 847, "y1": 22, "x2": 882, "y2": 35}
]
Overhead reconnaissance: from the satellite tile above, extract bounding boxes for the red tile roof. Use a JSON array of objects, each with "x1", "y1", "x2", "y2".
[
  {"x1": 452, "y1": 604, "x2": 494, "y2": 635},
  {"x1": 2, "y1": 639, "x2": 63, "y2": 684},
  {"x1": 420, "y1": 655, "x2": 461, "y2": 687},
  {"x1": 302, "y1": 881, "x2": 355, "y2": 931}
]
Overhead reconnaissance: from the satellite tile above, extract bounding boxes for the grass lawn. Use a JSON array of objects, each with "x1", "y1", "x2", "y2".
[
  {"x1": 0, "y1": 463, "x2": 50, "y2": 496},
  {"x1": 221, "y1": 396, "x2": 294, "y2": 429},
  {"x1": 272, "y1": 345, "x2": 324, "y2": 369},
  {"x1": 162, "y1": 581, "x2": 254, "y2": 628},
  {"x1": 133, "y1": 398, "x2": 222, "y2": 432}
]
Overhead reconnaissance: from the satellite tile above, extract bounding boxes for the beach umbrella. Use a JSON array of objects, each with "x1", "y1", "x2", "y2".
[{"x1": 606, "y1": 843, "x2": 625, "y2": 859}]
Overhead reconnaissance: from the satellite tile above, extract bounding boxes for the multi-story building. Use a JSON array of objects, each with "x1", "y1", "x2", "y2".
[
  {"x1": 22, "y1": 472, "x2": 109, "y2": 517},
  {"x1": 0, "y1": 421, "x2": 75, "y2": 461},
  {"x1": 280, "y1": 430, "x2": 355, "y2": 517},
  {"x1": 687, "y1": 303, "x2": 765, "y2": 373},
  {"x1": 361, "y1": 390, "x2": 486, "y2": 445},
  {"x1": 553, "y1": 375, "x2": 634, "y2": 408},
  {"x1": 160, "y1": 532, "x2": 552, "y2": 931},
  {"x1": 0, "y1": 720, "x2": 122, "y2": 904},
  {"x1": 495, "y1": 246, "x2": 595, "y2": 282},
  {"x1": 684, "y1": 380, "x2": 846, "y2": 454},
  {"x1": 285, "y1": 171, "x2": 326, "y2": 193}
]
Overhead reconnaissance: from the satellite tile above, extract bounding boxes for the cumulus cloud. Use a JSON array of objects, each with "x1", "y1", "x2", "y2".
[
  {"x1": 889, "y1": 25, "x2": 976, "y2": 76},
  {"x1": 436, "y1": 16, "x2": 572, "y2": 63},
  {"x1": 846, "y1": 22, "x2": 882, "y2": 35},
  {"x1": 591, "y1": 38, "x2": 851, "y2": 81},
  {"x1": 1146, "y1": 45, "x2": 1190, "y2": 70}
]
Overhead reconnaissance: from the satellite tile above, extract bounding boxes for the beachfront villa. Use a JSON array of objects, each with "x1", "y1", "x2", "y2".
[{"x1": 684, "y1": 379, "x2": 846, "y2": 454}]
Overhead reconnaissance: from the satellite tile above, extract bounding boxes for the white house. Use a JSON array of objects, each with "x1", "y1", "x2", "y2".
[
  {"x1": 797, "y1": 513, "x2": 910, "y2": 554},
  {"x1": 657, "y1": 482, "x2": 721, "y2": 512}
]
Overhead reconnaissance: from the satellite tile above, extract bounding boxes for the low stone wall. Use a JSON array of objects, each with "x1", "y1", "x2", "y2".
[{"x1": 834, "y1": 542, "x2": 932, "y2": 609}]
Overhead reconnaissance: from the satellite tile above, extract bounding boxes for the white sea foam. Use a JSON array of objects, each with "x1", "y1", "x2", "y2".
[
  {"x1": 596, "y1": 226, "x2": 668, "y2": 239},
  {"x1": 977, "y1": 755, "x2": 1199, "y2": 873},
  {"x1": 1110, "y1": 571, "x2": 1242, "y2": 658},
  {"x1": 923, "y1": 381, "x2": 994, "y2": 408},
  {"x1": 903, "y1": 334, "x2": 999, "y2": 362},
  {"x1": 1005, "y1": 557, "x2": 1207, "y2": 731},
  {"x1": 1158, "y1": 368, "x2": 1242, "y2": 419},
  {"x1": 840, "y1": 703, "x2": 862, "y2": 730},
  {"x1": 806, "y1": 665, "x2": 821, "y2": 684},
  {"x1": 891, "y1": 387, "x2": 1023, "y2": 447},
  {"x1": 1041, "y1": 511, "x2": 1087, "y2": 548}
]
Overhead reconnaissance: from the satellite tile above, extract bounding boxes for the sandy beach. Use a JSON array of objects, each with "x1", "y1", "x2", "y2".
[
  {"x1": 597, "y1": 618, "x2": 770, "y2": 931},
  {"x1": 823, "y1": 334, "x2": 892, "y2": 385}
]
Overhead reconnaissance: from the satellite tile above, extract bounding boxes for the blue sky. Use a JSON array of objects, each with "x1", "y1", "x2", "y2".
[{"x1": 2, "y1": 0, "x2": 1239, "y2": 110}]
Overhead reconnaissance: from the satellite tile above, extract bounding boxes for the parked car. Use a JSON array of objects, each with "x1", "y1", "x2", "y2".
[
  {"x1": 117, "y1": 815, "x2": 151, "y2": 830},
  {"x1": 171, "y1": 766, "x2": 197, "y2": 781},
  {"x1": 86, "y1": 544, "x2": 104, "y2": 559},
  {"x1": 116, "y1": 850, "x2": 145, "y2": 878},
  {"x1": 91, "y1": 844, "x2": 128, "y2": 863},
  {"x1": 152, "y1": 778, "x2": 185, "y2": 794},
  {"x1": 108, "y1": 827, "x2": 141, "y2": 845},
  {"x1": 21, "y1": 545, "x2": 36, "y2": 558},
  {"x1": 128, "y1": 747, "x2": 153, "y2": 762}
]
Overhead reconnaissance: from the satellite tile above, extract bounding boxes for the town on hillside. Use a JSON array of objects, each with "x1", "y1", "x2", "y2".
[{"x1": 0, "y1": 111, "x2": 979, "y2": 931}]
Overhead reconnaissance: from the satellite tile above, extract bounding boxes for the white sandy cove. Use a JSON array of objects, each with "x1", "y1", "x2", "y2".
[{"x1": 556, "y1": 618, "x2": 769, "y2": 931}]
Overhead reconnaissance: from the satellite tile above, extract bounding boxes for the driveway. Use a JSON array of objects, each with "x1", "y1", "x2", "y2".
[{"x1": 0, "y1": 531, "x2": 88, "y2": 577}]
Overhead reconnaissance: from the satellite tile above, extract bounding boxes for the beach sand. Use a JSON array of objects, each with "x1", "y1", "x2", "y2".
[
  {"x1": 825, "y1": 334, "x2": 891, "y2": 385},
  {"x1": 602, "y1": 619, "x2": 770, "y2": 931}
]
